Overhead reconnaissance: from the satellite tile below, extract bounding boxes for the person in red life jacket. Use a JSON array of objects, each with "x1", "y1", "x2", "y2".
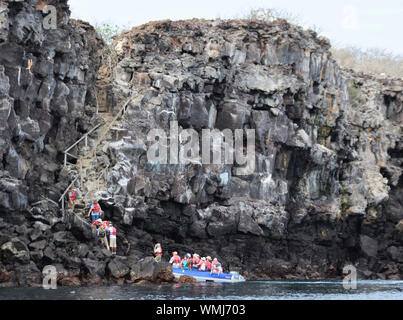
[
  {"x1": 154, "y1": 243, "x2": 162, "y2": 262},
  {"x1": 108, "y1": 222, "x2": 117, "y2": 255},
  {"x1": 212, "y1": 258, "x2": 219, "y2": 268},
  {"x1": 198, "y1": 257, "x2": 207, "y2": 271},
  {"x1": 169, "y1": 252, "x2": 181, "y2": 268},
  {"x1": 68, "y1": 190, "x2": 77, "y2": 211},
  {"x1": 205, "y1": 256, "x2": 212, "y2": 271},
  {"x1": 211, "y1": 261, "x2": 223, "y2": 275},
  {"x1": 88, "y1": 200, "x2": 102, "y2": 222},
  {"x1": 192, "y1": 254, "x2": 200, "y2": 269},
  {"x1": 92, "y1": 218, "x2": 103, "y2": 229}
]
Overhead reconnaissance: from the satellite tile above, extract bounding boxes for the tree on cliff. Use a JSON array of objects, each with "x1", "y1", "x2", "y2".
[{"x1": 95, "y1": 22, "x2": 130, "y2": 74}]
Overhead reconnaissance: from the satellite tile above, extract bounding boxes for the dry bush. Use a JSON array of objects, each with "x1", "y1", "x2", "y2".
[
  {"x1": 244, "y1": 8, "x2": 300, "y2": 24},
  {"x1": 331, "y1": 47, "x2": 403, "y2": 78}
]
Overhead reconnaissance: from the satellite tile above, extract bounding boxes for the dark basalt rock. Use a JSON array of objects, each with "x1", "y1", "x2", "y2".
[
  {"x1": 103, "y1": 19, "x2": 402, "y2": 281},
  {"x1": 178, "y1": 275, "x2": 196, "y2": 284}
]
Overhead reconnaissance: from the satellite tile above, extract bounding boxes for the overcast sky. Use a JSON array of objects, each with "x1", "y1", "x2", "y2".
[{"x1": 69, "y1": 0, "x2": 403, "y2": 56}]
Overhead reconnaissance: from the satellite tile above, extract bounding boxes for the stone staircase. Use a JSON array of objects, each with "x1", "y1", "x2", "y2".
[{"x1": 59, "y1": 92, "x2": 143, "y2": 220}]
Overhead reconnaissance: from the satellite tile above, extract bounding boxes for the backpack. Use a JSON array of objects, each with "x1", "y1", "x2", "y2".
[{"x1": 99, "y1": 228, "x2": 106, "y2": 237}]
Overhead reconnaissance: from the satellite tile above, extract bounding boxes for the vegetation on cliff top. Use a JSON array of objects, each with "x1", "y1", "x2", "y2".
[{"x1": 94, "y1": 8, "x2": 403, "y2": 78}]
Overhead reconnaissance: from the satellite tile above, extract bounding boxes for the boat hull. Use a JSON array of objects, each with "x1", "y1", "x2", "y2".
[{"x1": 172, "y1": 268, "x2": 245, "y2": 283}]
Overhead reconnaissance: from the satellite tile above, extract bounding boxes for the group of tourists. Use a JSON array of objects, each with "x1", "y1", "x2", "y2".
[
  {"x1": 68, "y1": 190, "x2": 117, "y2": 255},
  {"x1": 91, "y1": 219, "x2": 117, "y2": 255},
  {"x1": 69, "y1": 191, "x2": 219, "y2": 269},
  {"x1": 153, "y1": 243, "x2": 223, "y2": 275},
  {"x1": 169, "y1": 252, "x2": 223, "y2": 275}
]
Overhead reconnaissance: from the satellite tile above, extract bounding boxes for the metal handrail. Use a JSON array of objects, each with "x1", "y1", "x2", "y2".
[
  {"x1": 59, "y1": 92, "x2": 141, "y2": 215},
  {"x1": 89, "y1": 94, "x2": 137, "y2": 158},
  {"x1": 63, "y1": 123, "x2": 103, "y2": 167}
]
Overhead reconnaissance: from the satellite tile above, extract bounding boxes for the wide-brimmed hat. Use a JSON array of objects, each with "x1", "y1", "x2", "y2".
[
  {"x1": 206, "y1": 256, "x2": 212, "y2": 260},
  {"x1": 201, "y1": 257, "x2": 206, "y2": 261}
]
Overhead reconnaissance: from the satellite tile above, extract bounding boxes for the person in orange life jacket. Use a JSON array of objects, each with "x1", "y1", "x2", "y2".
[
  {"x1": 211, "y1": 258, "x2": 223, "y2": 275},
  {"x1": 97, "y1": 223, "x2": 110, "y2": 251},
  {"x1": 108, "y1": 222, "x2": 117, "y2": 255},
  {"x1": 205, "y1": 256, "x2": 212, "y2": 271},
  {"x1": 192, "y1": 254, "x2": 200, "y2": 269},
  {"x1": 88, "y1": 200, "x2": 102, "y2": 222},
  {"x1": 68, "y1": 190, "x2": 77, "y2": 210},
  {"x1": 198, "y1": 257, "x2": 207, "y2": 271},
  {"x1": 92, "y1": 218, "x2": 103, "y2": 228},
  {"x1": 154, "y1": 243, "x2": 162, "y2": 262},
  {"x1": 169, "y1": 252, "x2": 181, "y2": 268}
]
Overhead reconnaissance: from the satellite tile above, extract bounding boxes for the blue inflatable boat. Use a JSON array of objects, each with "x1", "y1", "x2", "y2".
[{"x1": 172, "y1": 268, "x2": 246, "y2": 283}]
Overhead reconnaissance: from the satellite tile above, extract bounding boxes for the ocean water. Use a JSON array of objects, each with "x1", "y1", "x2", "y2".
[{"x1": 0, "y1": 280, "x2": 402, "y2": 300}]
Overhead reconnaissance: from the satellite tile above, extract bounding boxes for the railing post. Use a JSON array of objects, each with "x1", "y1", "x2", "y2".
[
  {"x1": 85, "y1": 135, "x2": 88, "y2": 147},
  {"x1": 64, "y1": 153, "x2": 67, "y2": 167},
  {"x1": 80, "y1": 161, "x2": 83, "y2": 188}
]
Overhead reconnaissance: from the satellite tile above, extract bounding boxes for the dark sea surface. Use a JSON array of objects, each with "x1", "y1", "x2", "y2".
[{"x1": 0, "y1": 280, "x2": 402, "y2": 300}]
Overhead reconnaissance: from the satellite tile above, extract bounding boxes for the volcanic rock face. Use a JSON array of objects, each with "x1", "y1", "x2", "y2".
[
  {"x1": 0, "y1": 0, "x2": 106, "y2": 286},
  {"x1": 0, "y1": 4, "x2": 402, "y2": 286},
  {"x1": 101, "y1": 19, "x2": 403, "y2": 280}
]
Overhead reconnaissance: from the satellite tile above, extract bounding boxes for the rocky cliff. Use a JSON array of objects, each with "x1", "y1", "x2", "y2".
[
  {"x1": 0, "y1": 0, "x2": 106, "y2": 286},
  {"x1": 102, "y1": 19, "x2": 403, "y2": 280},
  {"x1": 0, "y1": 3, "x2": 402, "y2": 287}
]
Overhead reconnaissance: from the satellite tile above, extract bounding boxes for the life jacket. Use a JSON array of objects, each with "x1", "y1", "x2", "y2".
[
  {"x1": 92, "y1": 203, "x2": 101, "y2": 214},
  {"x1": 206, "y1": 261, "x2": 212, "y2": 271},
  {"x1": 173, "y1": 255, "x2": 181, "y2": 264},
  {"x1": 92, "y1": 220, "x2": 102, "y2": 228},
  {"x1": 154, "y1": 247, "x2": 162, "y2": 256},
  {"x1": 193, "y1": 257, "x2": 200, "y2": 265},
  {"x1": 182, "y1": 259, "x2": 189, "y2": 270},
  {"x1": 68, "y1": 190, "x2": 76, "y2": 200},
  {"x1": 102, "y1": 221, "x2": 109, "y2": 228},
  {"x1": 109, "y1": 226, "x2": 117, "y2": 237}
]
